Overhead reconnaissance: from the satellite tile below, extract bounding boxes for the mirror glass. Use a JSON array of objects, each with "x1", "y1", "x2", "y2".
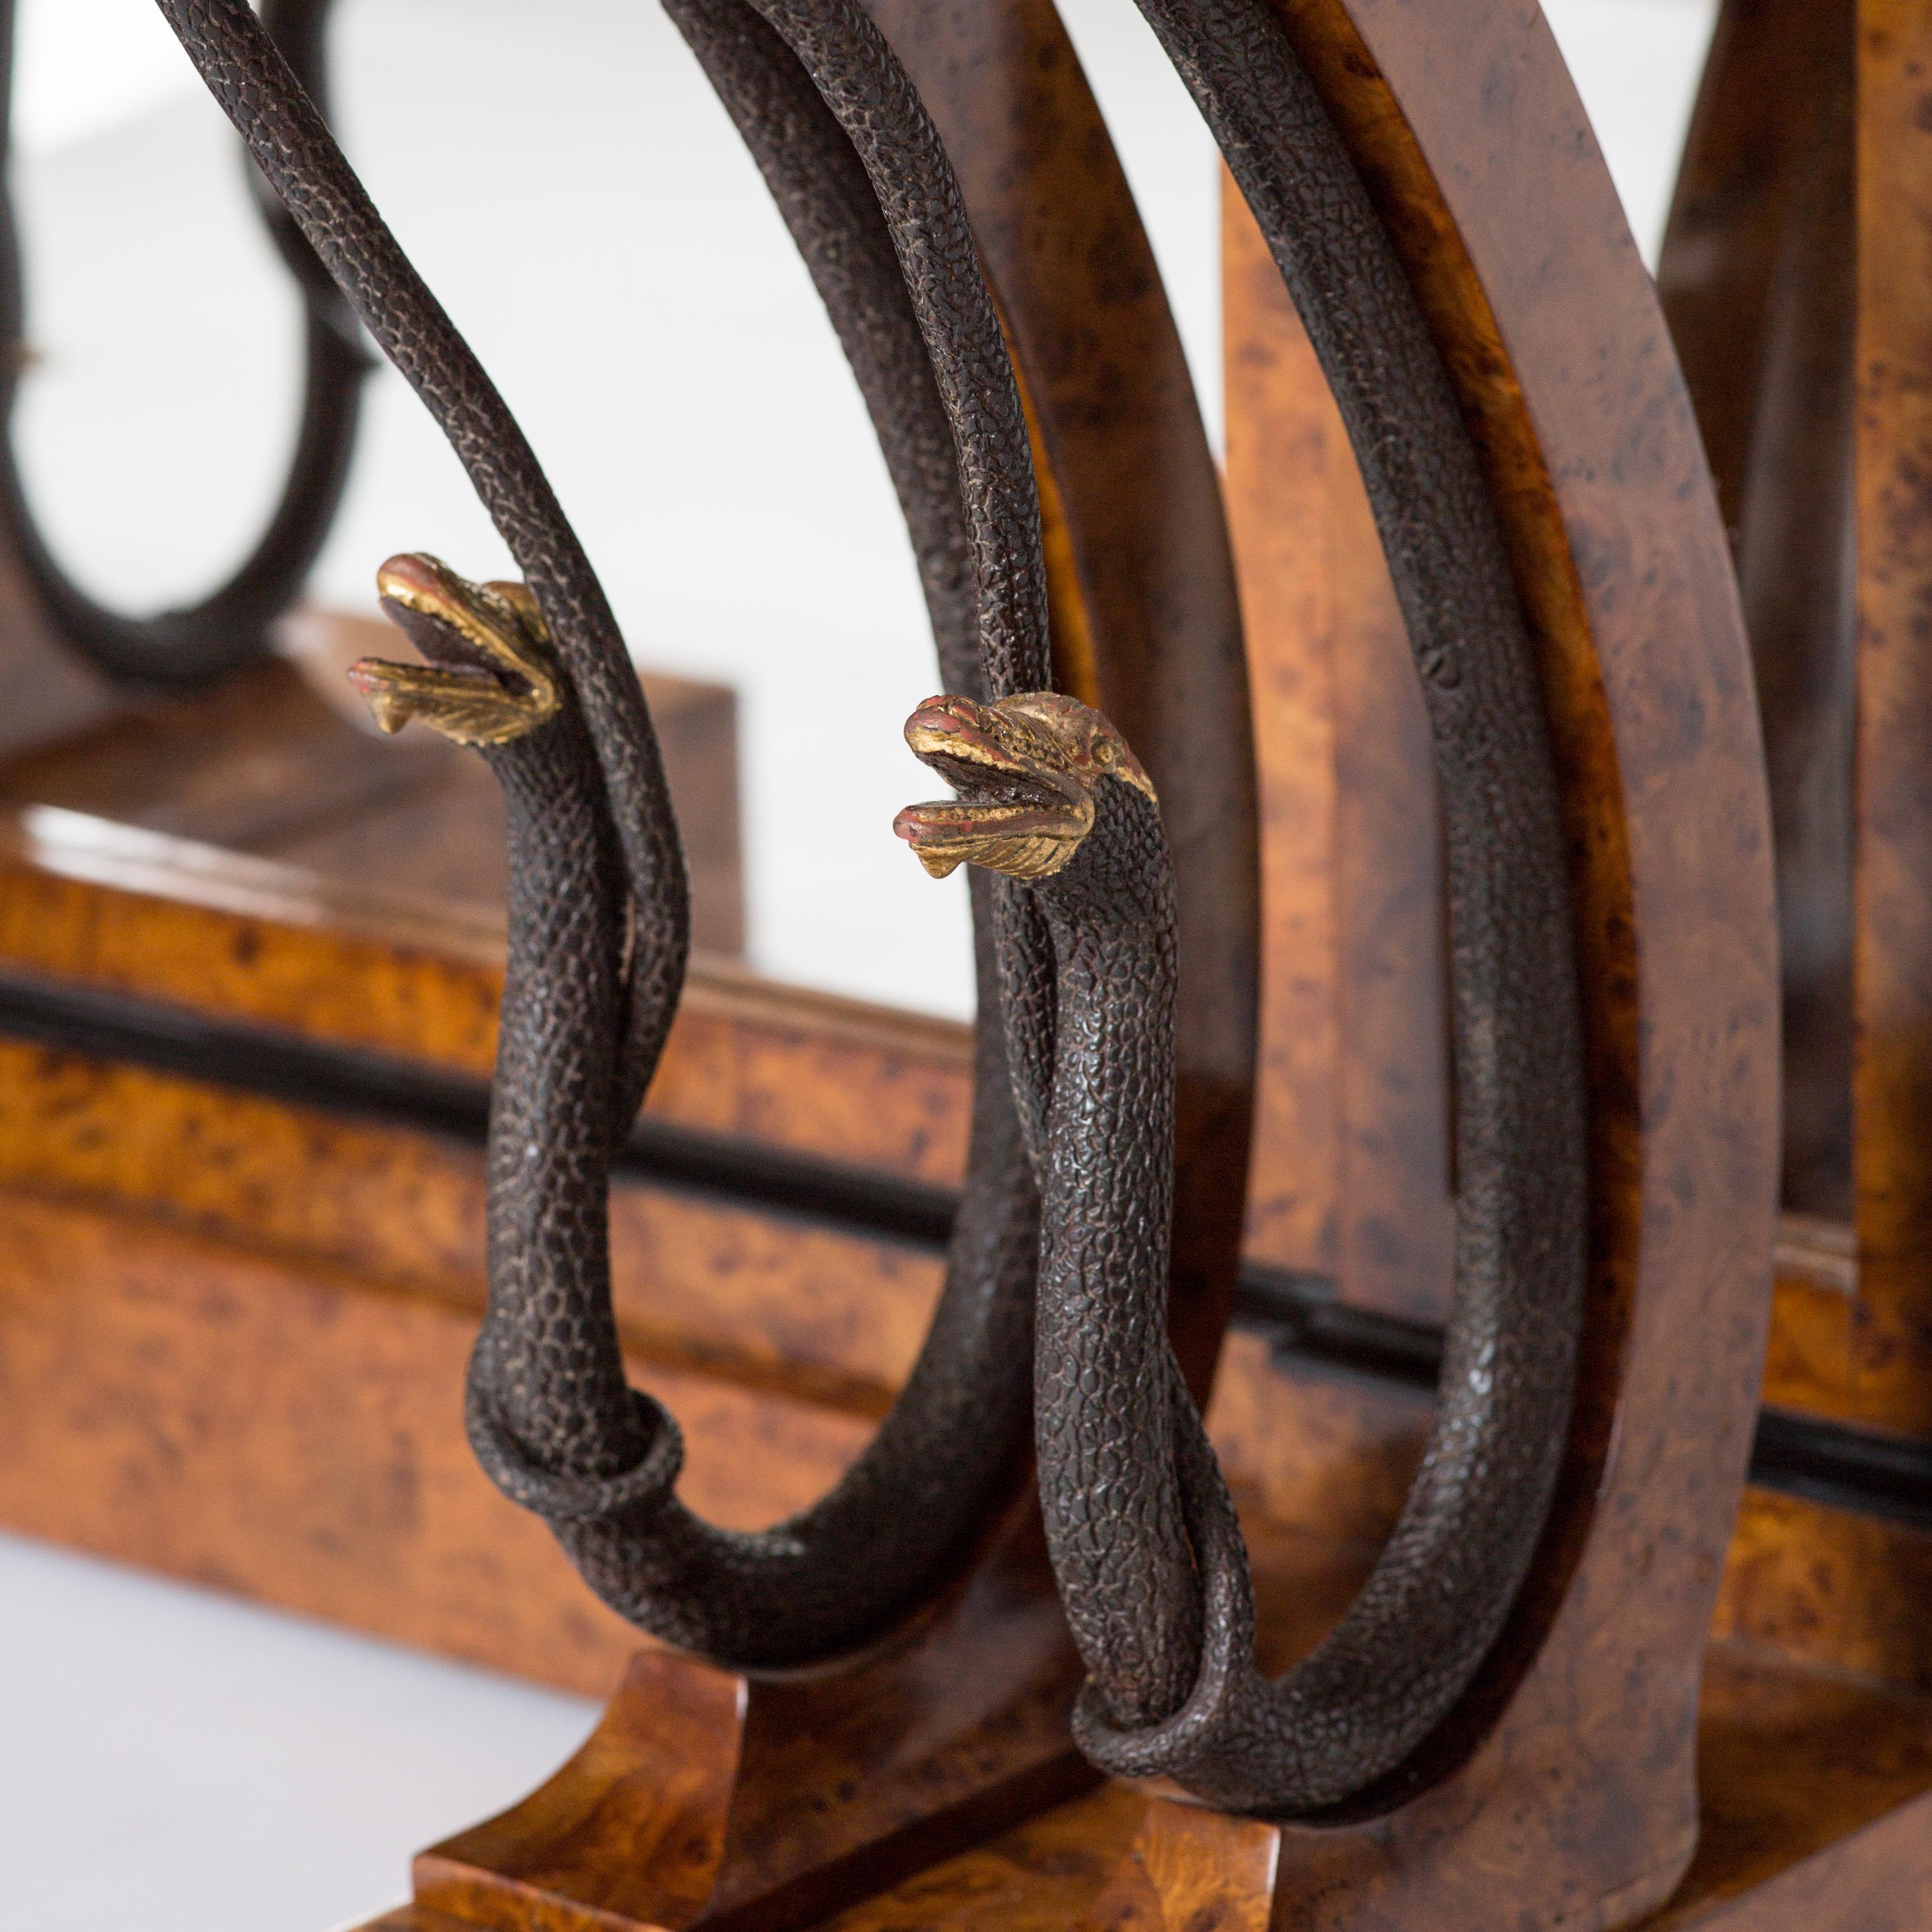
[{"x1": 4, "y1": 0, "x2": 1714, "y2": 1025}]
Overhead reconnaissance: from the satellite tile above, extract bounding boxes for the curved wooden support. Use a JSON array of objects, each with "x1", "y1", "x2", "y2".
[
  {"x1": 1080, "y1": 0, "x2": 1775, "y2": 1920},
  {"x1": 1658, "y1": 0, "x2": 1856, "y2": 1221}
]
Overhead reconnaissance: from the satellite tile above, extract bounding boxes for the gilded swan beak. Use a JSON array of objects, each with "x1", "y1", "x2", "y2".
[
  {"x1": 894, "y1": 691, "x2": 1155, "y2": 880},
  {"x1": 348, "y1": 552, "x2": 562, "y2": 746}
]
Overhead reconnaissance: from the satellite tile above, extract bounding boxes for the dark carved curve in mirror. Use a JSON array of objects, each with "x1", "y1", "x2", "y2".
[{"x1": 0, "y1": 0, "x2": 370, "y2": 689}]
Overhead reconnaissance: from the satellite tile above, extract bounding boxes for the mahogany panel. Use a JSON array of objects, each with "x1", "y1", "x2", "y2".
[
  {"x1": 1659, "y1": 0, "x2": 1857, "y2": 1220},
  {"x1": 801, "y1": 1646, "x2": 1932, "y2": 1931},
  {"x1": 1224, "y1": 182, "x2": 1454, "y2": 1322},
  {"x1": 0, "y1": 619, "x2": 747, "y2": 956},
  {"x1": 0, "y1": 1028, "x2": 1390, "y2": 1682},
  {"x1": 0, "y1": 653, "x2": 444, "y2": 852},
  {"x1": 0, "y1": 1184, "x2": 870, "y2": 1698},
  {"x1": 1645, "y1": 1647, "x2": 1932, "y2": 1927},
  {"x1": 1223, "y1": 179, "x2": 1340, "y2": 1283},
  {"x1": 1852, "y1": 0, "x2": 1932, "y2": 1441},
  {"x1": 0, "y1": 1036, "x2": 940, "y2": 1409},
  {"x1": 1711, "y1": 1489, "x2": 1932, "y2": 1697},
  {"x1": 0, "y1": 802, "x2": 975, "y2": 1184}
]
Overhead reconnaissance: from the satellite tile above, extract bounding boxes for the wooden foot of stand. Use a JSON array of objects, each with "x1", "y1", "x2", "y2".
[
  {"x1": 354, "y1": 1527, "x2": 1096, "y2": 1932},
  {"x1": 1081, "y1": 1783, "x2": 1688, "y2": 1932},
  {"x1": 1087, "y1": 1797, "x2": 1281, "y2": 1932}
]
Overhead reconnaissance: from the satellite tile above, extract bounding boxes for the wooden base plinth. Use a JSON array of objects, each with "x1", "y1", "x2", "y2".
[
  {"x1": 331, "y1": 1635, "x2": 1932, "y2": 1932},
  {"x1": 351, "y1": 1527, "x2": 1095, "y2": 1932},
  {"x1": 1077, "y1": 1790, "x2": 1678, "y2": 1932},
  {"x1": 738, "y1": 1644, "x2": 1931, "y2": 1932}
]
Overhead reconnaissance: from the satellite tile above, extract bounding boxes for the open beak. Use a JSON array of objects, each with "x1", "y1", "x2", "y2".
[
  {"x1": 347, "y1": 553, "x2": 561, "y2": 746},
  {"x1": 894, "y1": 695, "x2": 1094, "y2": 880}
]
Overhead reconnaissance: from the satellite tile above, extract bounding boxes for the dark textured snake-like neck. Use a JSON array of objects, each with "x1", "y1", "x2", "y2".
[
  {"x1": 0, "y1": 0, "x2": 368, "y2": 689},
  {"x1": 735, "y1": 0, "x2": 1047, "y2": 703},
  {"x1": 469, "y1": 684, "x2": 1040, "y2": 1667},
  {"x1": 1022, "y1": 782, "x2": 1195, "y2": 1726},
  {"x1": 156, "y1": 0, "x2": 687, "y2": 1127},
  {"x1": 1007, "y1": 0, "x2": 1587, "y2": 1817},
  {"x1": 153, "y1": 0, "x2": 1056, "y2": 1667},
  {"x1": 462, "y1": 0, "x2": 1056, "y2": 1663}
]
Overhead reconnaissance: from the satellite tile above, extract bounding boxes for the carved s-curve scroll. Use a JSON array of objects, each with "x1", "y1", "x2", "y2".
[{"x1": 0, "y1": 0, "x2": 370, "y2": 689}]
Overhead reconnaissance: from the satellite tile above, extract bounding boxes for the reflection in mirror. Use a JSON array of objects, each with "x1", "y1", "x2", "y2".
[
  {"x1": 9, "y1": 0, "x2": 304, "y2": 617},
  {"x1": 2, "y1": 0, "x2": 1717, "y2": 1024}
]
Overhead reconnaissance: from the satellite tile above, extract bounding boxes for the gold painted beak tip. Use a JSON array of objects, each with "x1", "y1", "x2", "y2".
[{"x1": 346, "y1": 659, "x2": 412, "y2": 735}]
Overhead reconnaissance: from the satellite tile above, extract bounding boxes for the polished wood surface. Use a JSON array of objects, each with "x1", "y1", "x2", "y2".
[
  {"x1": 777, "y1": 1644, "x2": 1932, "y2": 1931},
  {"x1": 0, "y1": 800, "x2": 971, "y2": 1177},
  {"x1": 2, "y1": 0, "x2": 1919, "y2": 1921},
  {"x1": 1712, "y1": 1489, "x2": 1932, "y2": 1697},
  {"x1": 354, "y1": 1644, "x2": 1921, "y2": 1931},
  {"x1": 0, "y1": 1040, "x2": 1412, "y2": 1696},
  {"x1": 1231, "y1": 0, "x2": 1932, "y2": 1757},
  {"x1": 405, "y1": 1534, "x2": 1091, "y2": 1932},
  {"x1": 1852, "y1": 0, "x2": 1932, "y2": 1444},
  {"x1": 1648, "y1": 1647, "x2": 1932, "y2": 1928},
  {"x1": 349, "y1": 1517, "x2": 1385, "y2": 1932},
  {"x1": 1222, "y1": 175, "x2": 1341, "y2": 1285},
  {"x1": 0, "y1": 611, "x2": 746, "y2": 956},
  {"x1": 1223, "y1": 182, "x2": 1454, "y2": 1322},
  {"x1": 1658, "y1": 0, "x2": 1857, "y2": 1220}
]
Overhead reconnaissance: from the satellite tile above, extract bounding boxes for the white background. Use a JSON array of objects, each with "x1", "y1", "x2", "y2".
[{"x1": 0, "y1": 2, "x2": 1717, "y2": 1925}]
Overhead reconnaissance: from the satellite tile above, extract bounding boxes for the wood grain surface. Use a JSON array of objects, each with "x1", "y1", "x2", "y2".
[
  {"x1": 409, "y1": 1536, "x2": 1093, "y2": 1932},
  {"x1": 724, "y1": 1649, "x2": 1932, "y2": 1931},
  {"x1": 0, "y1": 800, "x2": 974, "y2": 1180},
  {"x1": 1223, "y1": 177, "x2": 1342, "y2": 1286},
  {"x1": 1658, "y1": 0, "x2": 1857, "y2": 1221},
  {"x1": 1224, "y1": 183, "x2": 1455, "y2": 1323},
  {"x1": 6, "y1": 0, "x2": 1917, "y2": 1918},
  {"x1": 1, "y1": 616, "x2": 747, "y2": 955},
  {"x1": 1852, "y1": 0, "x2": 1932, "y2": 1444},
  {"x1": 0, "y1": 1066, "x2": 1405, "y2": 1697}
]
